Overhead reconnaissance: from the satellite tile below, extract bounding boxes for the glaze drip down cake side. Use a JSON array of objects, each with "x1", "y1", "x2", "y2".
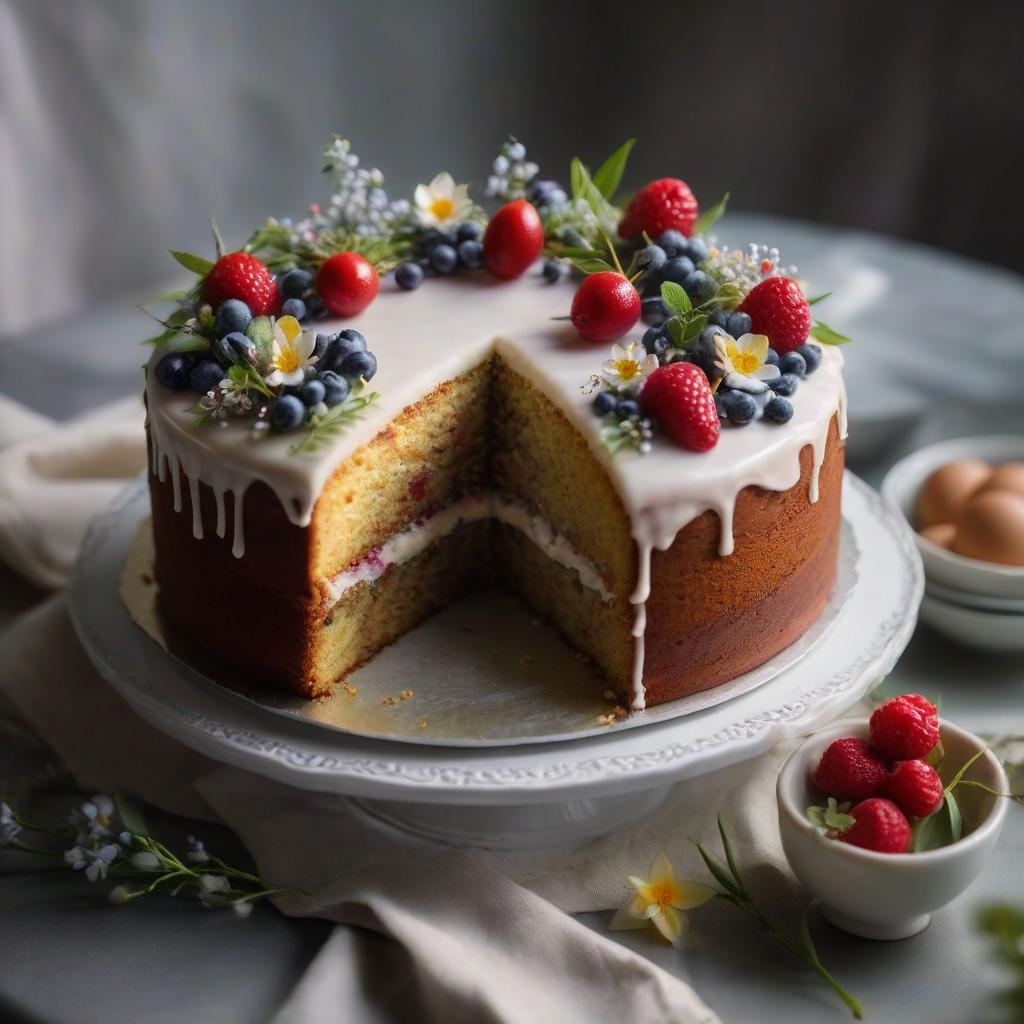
[{"x1": 143, "y1": 136, "x2": 849, "y2": 712}]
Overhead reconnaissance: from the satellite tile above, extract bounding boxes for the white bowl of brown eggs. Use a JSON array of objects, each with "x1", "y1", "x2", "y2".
[{"x1": 882, "y1": 435, "x2": 1024, "y2": 651}]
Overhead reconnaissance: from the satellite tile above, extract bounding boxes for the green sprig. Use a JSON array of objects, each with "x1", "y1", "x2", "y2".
[
  {"x1": 290, "y1": 388, "x2": 381, "y2": 455},
  {"x1": 695, "y1": 818, "x2": 864, "y2": 1020}
]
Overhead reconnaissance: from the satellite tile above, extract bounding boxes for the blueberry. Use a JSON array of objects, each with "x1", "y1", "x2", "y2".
[
  {"x1": 301, "y1": 379, "x2": 326, "y2": 407},
  {"x1": 456, "y1": 220, "x2": 483, "y2": 242},
  {"x1": 660, "y1": 256, "x2": 695, "y2": 283},
  {"x1": 340, "y1": 349, "x2": 377, "y2": 382},
  {"x1": 764, "y1": 395, "x2": 794, "y2": 423},
  {"x1": 271, "y1": 394, "x2": 306, "y2": 432},
  {"x1": 321, "y1": 329, "x2": 367, "y2": 372},
  {"x1": 726, "y1": 311, "x2": 752, "y2": 337},
  {"x1": 305, "y1": 295, "x2": 327, "y2": 320},
  {"x1": 592, "y1": 391, "x2": 618, "y2": 416},
  {"x1": 318, "y1": 370, "x2": 351, "y2": 407},
  {"x1": 708, "y1": 308, "x2": 729, "y2": 329},
  {"x1": 683, "y1": 237, "x2": 708, "y2": 264},
  {"x1": 657, "y1": 230, "x2": 687, "y2": 258},
  {"x1": 714, "y1": 392, "x2": 728, "y2": 420},
  {"x1": 458, "y1": 239, "x2": 484, "y2": 270},
  {"x1": 768, "y1": 372, "x2": 800, "y2": 397},
  {"x1": 641, "y1": 297, "x2": 668, "y2": 326},
  {"x1": 642, "y1": 325, "x2": 668, "y2": 355},
  {"x1": 558, "y1": 227, "x2": 587, "y2": 248},
  {"x1": 429, "y1": 243, "x2": 458, "y2": 274},
  {"x1": 395, "y1": 261, "x2": 425, "y2": 291},
  {"x1": 618, "y1": 399, "x2": 642, "y2": 420},
  {"x1": 541, "y1": 258, "x2": 569, "y2": 284},
  {"x1": 215, "y1": 299, "x2": 251, "y2": 337},
  {"x1": 635, "y1": 245, "x2": 667, "y2": 276},
  {"x1": 528, "y1": 179, "x2": 567, "y2": 208},
  {"x1": 155, "y1": 352, "x2": 192, "y2": 390},
  {"x1": 214, "y1": 331, "x2": 256, "y2": 367},
  {"x1": 670, "y1": 350, "x2": 696, "y2": 364},
  {"x1": 279, "y1": 268, "x2": 313, "y2": 299},
  {"x1": 188, "y1": 359, "x2": 224, "y2": 395},
  {"x1": 683, "y1": 270, "x2": 715, "y2": 302},
  {"x1": 418, "y1": 229, "x2": 456, "y2": 255},
  {"x1": 720, "y1": 390, "x2": 757, "y2": 425},
  {"x1": 796, "y1": 343, "x2": 822, "y2": 374},
  {"x1": 777, "y1": 351, "x2": 807, "y2": 378},
  {"x1": 765, "y1": 347, "x2": 780, "y2": 365},
  {"x1": 281, "y1": 297, "x2": 307, "y2": 321}
]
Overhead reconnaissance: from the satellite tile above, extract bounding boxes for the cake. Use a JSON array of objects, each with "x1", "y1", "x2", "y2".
[{"x1": 143, "y1": 137, "x2": 849, "y2": 712}]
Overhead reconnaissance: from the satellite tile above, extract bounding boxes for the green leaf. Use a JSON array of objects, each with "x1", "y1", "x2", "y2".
[
  {"x1": 164, "y1": 334, "x2": 211, "y2": 354},
  {"x1": 913, "y1": 792, "x2": 962, "y2": 852},
  {"x1": 694, "y1": 840, "x2": 740, "y2": 896},
  {"x1": 227, "y1": 362, "x2": 273, "y2": 399},
  {"x1": 681, "y1": 313, "x2": 707, "y2": 343},
  {"x1": 806, "y1": 291, "x2": 832, "y2": 306},
  {"x1": 693, "y1": 192, "x2": 730, "y2": 235},
  {"x1": 660, "y1": 280, "x2": 691, "y2": 317},
  {"x1": 573, "y1": 257, "x2": 614, "y2": 275},
  {"x1": 145, "y1": 288, "x2": 190, "y2": 304},
  {"x1": 115, "y1": 793, "x2": 148, "y2": 836},
  {"x1": 290, "y1": 390, "x2": 380, "y2": 454},
  {"x1": 718, "y1": 817, "x2": 745, "y2": 890},
  {"x1": 811, "y1": 320, "x2": 853, "y2": 346},
  {"x1": 570, "y1": 157, "x2": 588, "y2": 202},
  {"x1": 592, "y1": 138, "x2": 636, "y2": 200},
  {"x1": 667, "y1": 317, "x2": 685, "y2": 346},
  {"x1": 169, "y1": 250, "x2": 214, "y2": 276},
  {"x1": 569, "y1": 157, "x2": 621, "y2": 236},
  {"x1": 945, "y1": 747, "x2": 987, "y2": 795},
  {"x1": 211, "y1": 219, "x2": 226, "y2": 259},
  {"x1": 245, "y1": 315, "x2": 275, "y2": 365}
]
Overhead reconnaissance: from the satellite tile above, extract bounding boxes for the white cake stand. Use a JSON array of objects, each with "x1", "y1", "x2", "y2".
[{"x1": 69, "y1": 473, "x2": 922, "y2": 849}]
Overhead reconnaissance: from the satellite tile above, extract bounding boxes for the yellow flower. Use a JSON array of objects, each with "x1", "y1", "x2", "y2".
[
  {"x1": 414, "y1": 172, "x2": 472, "y2": 228},
  {"x1": 726, "y1": 333, "x2": 769, "y2": 376},
  {"x1": 264, "y1": 316, "x2": 317, "y2": 387},
  {"x1": 601, "y1": 341, "x2": 659, "y2": 393},
  {"x1": 609, "y1": 852, "x2": 715, "y2": 947}
]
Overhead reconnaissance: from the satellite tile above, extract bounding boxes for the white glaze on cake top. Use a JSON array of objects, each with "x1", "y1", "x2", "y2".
[{"x1": 146, "y1": 269, "x2": 846, "y2": 709}]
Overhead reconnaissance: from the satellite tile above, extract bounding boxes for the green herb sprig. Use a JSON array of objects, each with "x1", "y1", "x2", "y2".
[{"x1": 290, "y1": 386, "x2": 380, "y2": 454}]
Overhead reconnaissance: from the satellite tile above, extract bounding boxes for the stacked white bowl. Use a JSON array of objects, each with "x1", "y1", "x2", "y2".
[{"x1": 882, "y1": 435, "x2": 1024, "y2": 652}]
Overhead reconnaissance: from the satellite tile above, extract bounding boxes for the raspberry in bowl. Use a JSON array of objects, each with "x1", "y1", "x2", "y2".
[{"x1": 776, "y1": 697, "x2": 1009, "y2": 940}]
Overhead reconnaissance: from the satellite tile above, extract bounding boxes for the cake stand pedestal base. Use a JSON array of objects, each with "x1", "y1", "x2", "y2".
[{"x1": 348, "y1": 785, "x2": 674, "y2": 850}]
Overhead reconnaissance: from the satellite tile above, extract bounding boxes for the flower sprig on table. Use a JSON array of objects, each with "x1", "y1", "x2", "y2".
[
  {"x1": 611, "y1": 818, "x2": 864, "y2": 1020},
  {"x1": 0, "y1": 792, "x2": 302, "y2": 916}
]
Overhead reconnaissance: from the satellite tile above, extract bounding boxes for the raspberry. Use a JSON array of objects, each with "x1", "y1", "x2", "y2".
[
  {"x1": 839, "y1": 798, "x2": 911, "y2": 853},
  {"x1": 885, "y1": 759, "x2": 945, "y2": 817},
  {"x1": 736, "y1": 277, "x2": 811, "y2": 354},
  {"x1": 869, "y1": 695, "x2": 940, "y2": 761},
  {"x1": 618, "y1": 178, "x2": 698, "y2": 240},
  {"x1": 202, "y1": 253, "x2": 279, "y2": 315},
  {"x1": 640, "y1": 363, "x2": 719, "y2": 452},
  {"x1": 811, "y1": 737, "x2": 887, "y2": 802}
]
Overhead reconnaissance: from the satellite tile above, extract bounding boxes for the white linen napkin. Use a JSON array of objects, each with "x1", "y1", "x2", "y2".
[{"x1": 0, "y1": 396, "x2": 737, "y2": 1023}]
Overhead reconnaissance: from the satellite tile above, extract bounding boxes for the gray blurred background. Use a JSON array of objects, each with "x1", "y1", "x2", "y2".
[{"x1": 2, "y1": 0, "x2": 1023, "y2": 337}]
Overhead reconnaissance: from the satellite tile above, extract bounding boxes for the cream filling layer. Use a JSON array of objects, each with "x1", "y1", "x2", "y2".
[{"x1": 323, "y1": 494, "x2": 615, "y2": 606}]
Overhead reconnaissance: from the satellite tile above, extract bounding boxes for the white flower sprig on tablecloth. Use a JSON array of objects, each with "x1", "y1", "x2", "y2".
[
  {"x1": 611, "y1": 819, "x2": 864, "y2": 1020},
  {"x1": 0, "y1": 793, "x2": 303, "y2": 916}
]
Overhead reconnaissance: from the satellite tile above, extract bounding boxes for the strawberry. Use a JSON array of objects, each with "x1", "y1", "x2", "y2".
[
  {"x1": 570, "y1": 272, "x2": 640, "y2": 342},
  {"x1": 869, "y1": 695, "x2": 940, "y2": 761},
  {"x1": 736, "y1": 277, "x2": 811, "y2": 354},
  {"x1": 885, "y1": 759, "x2": 945, "y2": 818},
  {"x1": 618, "y1": 178, "x2": 698, "y2": 240},
  {"x1": 811, "y1": 737, "x2": 887, "y2": 803},
  {"x1": 316, "y1": 252, "x2": 380, "y2": 317},
  {"x1": 640, "y1": 363, "x2": 720, "y2": 452},
  {"x1": 203, "y1": 253, "x2": 279, "y2": 316},
  {"x1": 483, "y1": 199, "x2": 544, "y2": 280},
  {"x1": 839, "y1": 798, "x2": 911, "y2": 853}
]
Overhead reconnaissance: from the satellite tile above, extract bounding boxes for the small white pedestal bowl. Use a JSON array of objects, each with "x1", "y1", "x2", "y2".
[{"x1": 777, "y1": 718, "x2": 1009, "y2": 940}]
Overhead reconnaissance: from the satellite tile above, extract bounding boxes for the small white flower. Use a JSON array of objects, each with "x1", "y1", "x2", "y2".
[
  {"x1": 712, "y1": 331, "x2": 781, "y2": 393},
  {"x1": 601, "y1": 342, "x2": 659, "y2": 393},
  {"x1": 185, "y1": 835, "x2": 209, "y2": 864},
  {"x1": 0, "y1": 803, "x2": 22, "y2": 847},
  {"x1": 130, "y1": 851, "x2": 162, "y2": 870},
  {"x1": 233, "y1": 901, "x2": 254, "y2": 918},
  {"x1": 414, "y1": 172, "x2": 472, "y2": 228},
  {"x1": 109, "y1": 885, "x2": 135, "y2": 904},
  {"x1": 66, "y1": 843, "x2": 120, "y2": 882},
  {"x1": 199, "y1": 874, "x2": 231, "y2": 893},
  {"x1": 68, "y1": 794, "x2": 116, "y2": 842},
  {"x1": 263, "y1": 316, "x2": 317, "y2": 387}
]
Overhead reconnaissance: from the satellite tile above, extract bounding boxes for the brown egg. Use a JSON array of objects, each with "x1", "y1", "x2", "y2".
[
  {"x1": 919, "y1": 522, "x2": 956, "y2": 549},
  {"x1": 953, "y1": 490, "x2": 1024, "y2": 566},
  {"x1": 976, "y1": 461, "x2": 1024, "y2": 500},
  {"x1": 915, "y1": 459, "x2": 992, "y2": 528}
]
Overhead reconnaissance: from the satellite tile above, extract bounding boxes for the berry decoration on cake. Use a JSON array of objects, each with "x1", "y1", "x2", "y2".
[
  {"x1": 570, "y1": 272, "x2": 641, "y2": 342},
  {"x1": 315, "y1": 252, "x2": 380, "y2": 317},
  {"x1": 202, "y1": 252, "x2": 280, "y2": 316},
  {"x1": 640, "y1": 363, "x2": 720, "y2": 452},
  {"x1": 618, "y1": 178, "x2": 699, "y2": 240},
  {"x1": 736, "y1": 277, "x2": 811, "y2": 354},
  {"x1": 482, "y1": 199, "x2": 544, "y2": 280}
]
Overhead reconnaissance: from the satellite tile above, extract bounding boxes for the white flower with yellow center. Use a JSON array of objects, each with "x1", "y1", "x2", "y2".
[
  {"x1": 414, "y1": 172, "x2": 472, "y2": 228},
  {"x1": 601, "y1": 341, "x2": 659, "y2": 393},
  {"x1": 712, "y1": 330, "x2": 780, "y2": 393},
  {"x1": 264, "y1": 315, "x2": 317, "y2": 387},
  {"x1": 609, "y1": 852, "x2": 715, "y2": 947}
]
